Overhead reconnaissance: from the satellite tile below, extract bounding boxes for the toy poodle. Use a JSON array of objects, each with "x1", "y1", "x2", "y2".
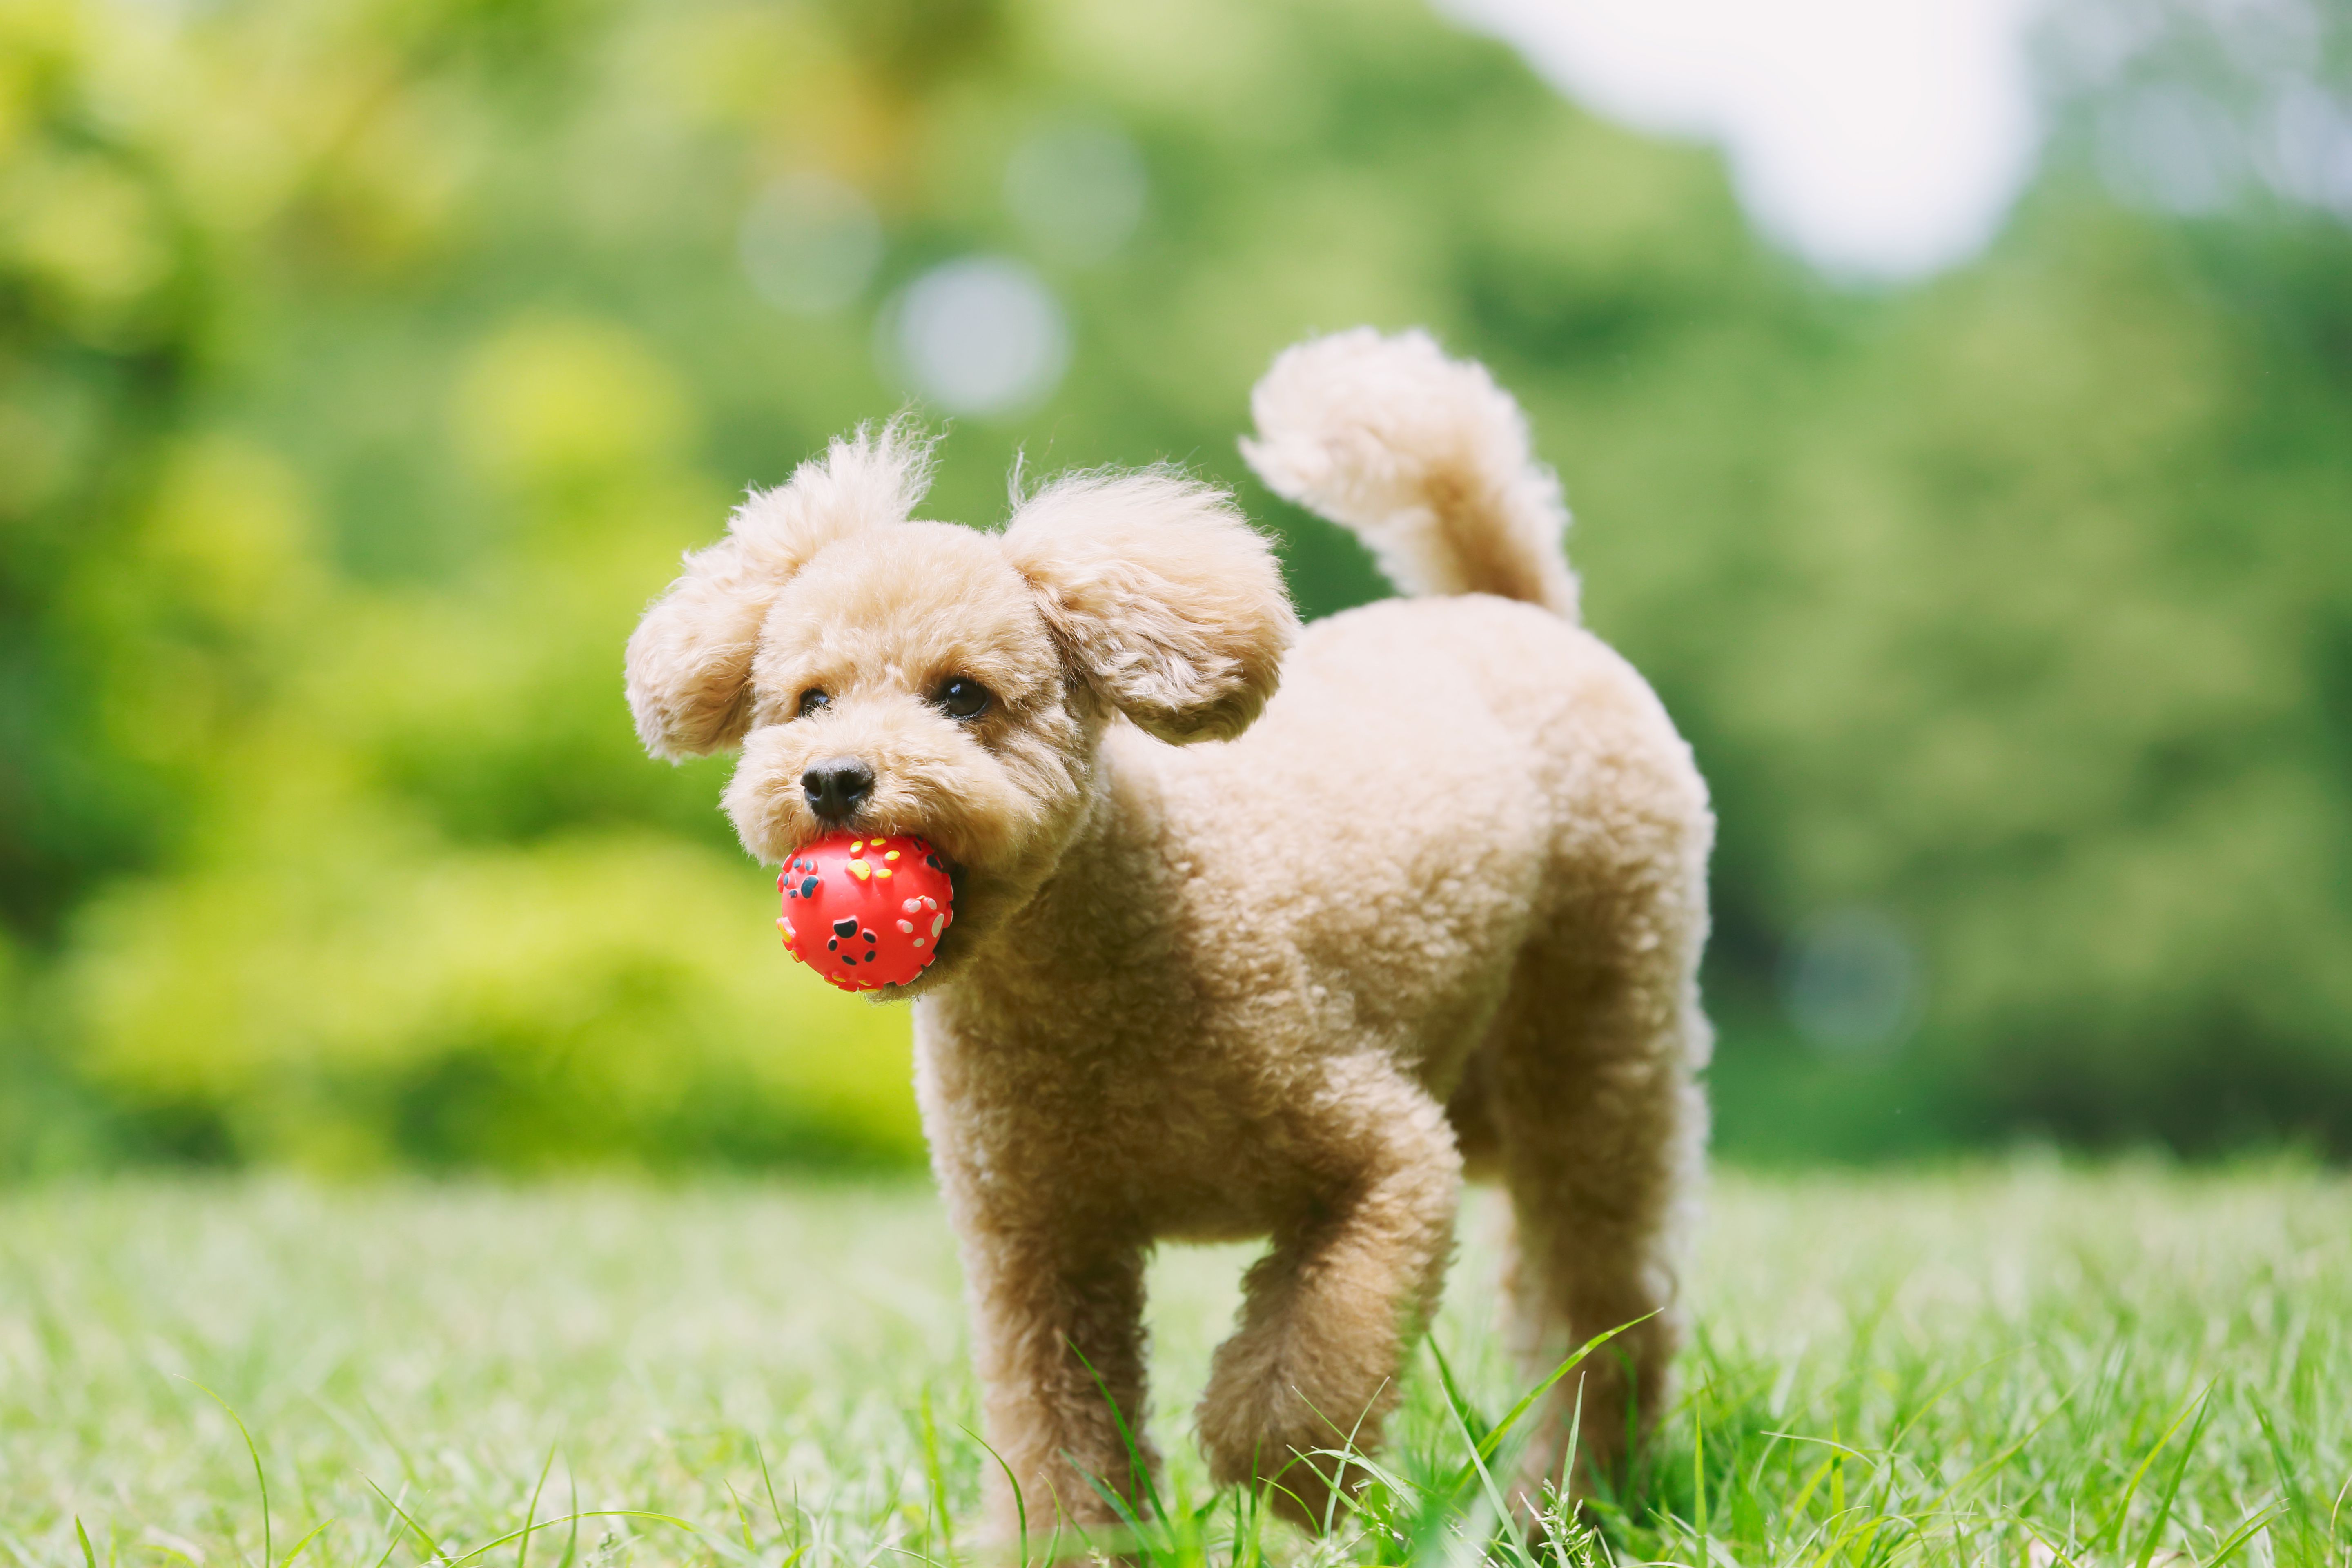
[{"x1": 625, "y1": 327, "x2": 1712, "y2": 1535}]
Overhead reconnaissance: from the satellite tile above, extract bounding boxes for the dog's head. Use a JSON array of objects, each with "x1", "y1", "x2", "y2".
[{"x1": 625, "y1": 421, "x2": 1298, "y2": 991}]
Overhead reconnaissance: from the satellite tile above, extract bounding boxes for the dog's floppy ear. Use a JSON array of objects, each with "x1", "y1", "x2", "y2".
[
  {"x1": 1001, "y1": 470, "x2": 1298, "y2": 744},
  {"x1": 626, "y1": 420, "x2": 933, "y2": 760}
]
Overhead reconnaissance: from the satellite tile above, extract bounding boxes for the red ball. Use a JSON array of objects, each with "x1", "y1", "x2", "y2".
[{"x1": 776, "y1": 832, "x2": 956, "y2": 992}]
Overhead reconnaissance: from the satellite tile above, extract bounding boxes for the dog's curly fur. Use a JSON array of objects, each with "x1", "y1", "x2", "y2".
[{"x1": 626, "y1": 329, "x2": 1712, "y2": 1532}]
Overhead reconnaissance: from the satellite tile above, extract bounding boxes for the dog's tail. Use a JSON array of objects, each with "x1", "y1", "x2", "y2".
[{"x1": 1241, "y1": 328, "x2": 1579, "y2": 621}]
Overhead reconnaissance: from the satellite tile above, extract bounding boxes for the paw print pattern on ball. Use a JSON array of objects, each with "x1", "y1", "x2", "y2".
[{"x1": 776, "y1": 833, "x2": 956, "y2": 991}]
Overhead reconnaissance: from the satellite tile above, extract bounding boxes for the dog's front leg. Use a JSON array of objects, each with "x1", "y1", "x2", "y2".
[
  {"x1": 1195, "y1": 1067, "x2": 1462, "y2": 1528},
  {"x1": 956, "y1": 1216, "x2": 1157, "y2": 1549}
]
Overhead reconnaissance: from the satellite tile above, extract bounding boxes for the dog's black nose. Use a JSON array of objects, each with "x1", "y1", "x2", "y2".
[{"x1": 801, "y1": 756, "x2": 875, "y2": 824}]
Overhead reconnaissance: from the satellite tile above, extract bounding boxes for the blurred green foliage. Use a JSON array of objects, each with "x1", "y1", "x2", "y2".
[{"x1": 1, "y1": 0, "x2": 2348, "y2": 1173}]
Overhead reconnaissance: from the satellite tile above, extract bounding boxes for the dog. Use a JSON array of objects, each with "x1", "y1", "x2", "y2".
[{"x1": 625, "y1": 328, "x2": 1712, "y2": 1533}]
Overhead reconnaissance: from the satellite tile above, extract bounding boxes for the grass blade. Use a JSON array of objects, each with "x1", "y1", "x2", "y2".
[
  {"x1": 2095, "y1": 1388, "x2": 2207, "y2": 1555},
  {"x1": 520, "y1": 1445, "x2": 557, "y2": 1568},
  {"x1": 558, "y1": 1467, "x2": 579, "y2": 1568},
  {"x1": 365, "y1": 1483, "x2": 410, "y2": 1568},
  {"x1": 2201, "y1": 1506, "x2": 2285, "y2": 1568},
  {"x1": 2133, "y1": 1386, "x2": 2215, "y2": 1568},
  {"x1": 279, "y1": 1520, "x2": 334, "y2": 1568},
  {"x1": 1427, "y1": 1338, "x2": 1538, "y2": 1568},
  {"x1": 184, "y1": 1380, "x2": 272, "y2": 1568},
  {"x1": 1692, "y1": 1392, "x2": 1708, "y2": 1563},
  {"x1": 960, "y1": 1425, "x2": 1029, "y2": 1568},
  {"x1": 920, "y1": 1387, "x2": 956, "y2": 1561},
  {"x1": 1485, "y1": 1318, "x2": 1653, "y2": 1465},
  {"x1": 1074, "y1": 1462, "x2": 1154, "y2": 1562},
  {"x1": 1062, "y1": 1336, "x2": 1164, "y2": 1525},
  {"x1": 365, "y1": 1475, "x2": 448, "y2": 1565}
]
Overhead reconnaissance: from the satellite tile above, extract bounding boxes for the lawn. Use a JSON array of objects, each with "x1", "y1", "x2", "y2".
[{"x1": 3, "y1": 1162, "x2": 2346, "y2": 1567}]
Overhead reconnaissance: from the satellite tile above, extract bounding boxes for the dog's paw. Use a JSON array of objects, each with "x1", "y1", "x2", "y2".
[{"x1": 1195, "y1": 1365, "x2": 1366, "y2": 1528}]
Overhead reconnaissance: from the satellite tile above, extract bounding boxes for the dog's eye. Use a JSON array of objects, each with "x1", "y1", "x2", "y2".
[
  {"x1": 933, "y1": 677, "x2": 991, "y2": 721},
  {"x1": 797, "y1": 690, "x2": 832, "y2": 719}
]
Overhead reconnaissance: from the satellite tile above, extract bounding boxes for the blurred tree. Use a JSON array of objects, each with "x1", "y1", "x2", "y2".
[{"x1": 0, "y1": 0, "x2": 2345, "y2": 1172}]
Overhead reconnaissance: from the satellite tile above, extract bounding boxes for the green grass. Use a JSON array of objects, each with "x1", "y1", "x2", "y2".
[{"x1": 3, "y1": 1161, "x2": 2347, "y2": 1567}]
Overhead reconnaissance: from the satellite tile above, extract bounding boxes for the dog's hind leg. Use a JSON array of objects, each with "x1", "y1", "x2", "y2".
[
  {"x1": 1194, "y1": 1060, "x2": 1463, "y2": 1530},
  {"x1": 1479, "y1": 862, "x2": 1711, "y2": 1517}
]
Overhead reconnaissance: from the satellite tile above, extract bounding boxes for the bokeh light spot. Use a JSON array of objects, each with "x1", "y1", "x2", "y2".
[
  {"x1": 2263, "y1": 85, "x2": 2352, "y2": 216},
  {"x1": 886, "y1": 256, "x2": 1070, "y2": 418}
]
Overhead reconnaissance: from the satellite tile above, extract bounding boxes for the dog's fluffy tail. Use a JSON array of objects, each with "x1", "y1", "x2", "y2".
[{"x1": 1241, "y1": 327, "x2": 1579, "y2": 621}]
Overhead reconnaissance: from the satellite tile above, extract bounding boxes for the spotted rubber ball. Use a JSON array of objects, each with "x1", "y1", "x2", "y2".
[{"x1": 777, "y1": 832, "x2": 955, "y2": 991}]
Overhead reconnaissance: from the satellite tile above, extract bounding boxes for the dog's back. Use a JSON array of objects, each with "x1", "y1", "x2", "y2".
[
  {"x1": 1122, "y1": 594, "x2": 1699, "y2": 1071},
  {"x1": 1123, "y1": 330, "x2": 1710, "y2": 1093}
]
